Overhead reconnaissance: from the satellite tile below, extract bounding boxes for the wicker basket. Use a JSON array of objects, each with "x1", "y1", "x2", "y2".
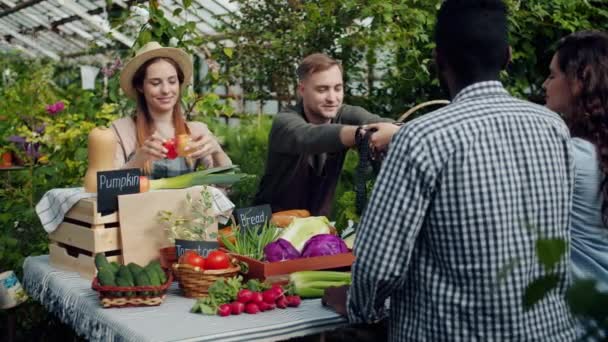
[
  {"x1": 173, "y1": 262, "x2": 240, "y2": 298},
  {"x1": 397, "y1": 99, "x2": 450, "y2": 122},
  {"x1": 91, "y1": 270, "x2": 173, "y2": 308}
]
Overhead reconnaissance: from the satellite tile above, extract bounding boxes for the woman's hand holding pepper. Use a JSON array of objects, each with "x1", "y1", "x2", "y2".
[
  {"x1": 184, "y1": 134, "x2": 222, "y2": 159},
  {"x1": 135, "y1": 132, "x2": 167, "y2": 162}
]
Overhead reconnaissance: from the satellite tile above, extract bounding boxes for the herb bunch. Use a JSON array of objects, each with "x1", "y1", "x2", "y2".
[
  {"x1": 158, "y1": 189, "x2": 217, "y2": 242},
  {"x1": 220, "y1": 221, "x2": 280, "y2": 261}
]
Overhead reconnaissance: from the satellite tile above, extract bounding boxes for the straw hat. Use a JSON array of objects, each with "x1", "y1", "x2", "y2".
[{"x1": 119, "y1": 41, "x2": 193, "y2": 99}]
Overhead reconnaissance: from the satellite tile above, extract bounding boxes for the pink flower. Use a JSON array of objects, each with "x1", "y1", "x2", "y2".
[{"x1": 45, "y1": 101, "x2": 65, "y2": 115}]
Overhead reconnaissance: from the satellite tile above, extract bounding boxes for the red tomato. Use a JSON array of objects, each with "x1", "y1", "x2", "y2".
[
  {"x1": 162, "y1": 138, "x2": 178, "y2": 160},
  {"x1": 178, "y1": 250, "x2": 197, "y2": 264},
  {"x1": 184, "y1": 252, "x2": 205, "y2": 269},
  {"x1": 205, "y1": 250, "x2": 230, "y2": 270}
]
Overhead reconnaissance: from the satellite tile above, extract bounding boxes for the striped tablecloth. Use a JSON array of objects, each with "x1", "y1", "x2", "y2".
[{"x1": 23, "y1": 256, "x2": 349, "y2": 342}]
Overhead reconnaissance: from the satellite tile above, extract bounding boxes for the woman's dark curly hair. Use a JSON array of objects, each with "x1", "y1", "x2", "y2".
[{"x1": 556, "y1": 30, "x2": 608, "y2": 227}]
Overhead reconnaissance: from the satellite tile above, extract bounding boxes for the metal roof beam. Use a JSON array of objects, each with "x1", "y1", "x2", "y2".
[
  {"x1": 59, "y1": 0, "x2": 134, "y2": 47},
  {"x1": 0, "y1": 25, "x2": 59, "y2": 60},
  {"x1": 0, "y1": 0, "x2": 44, "y2": 18}
]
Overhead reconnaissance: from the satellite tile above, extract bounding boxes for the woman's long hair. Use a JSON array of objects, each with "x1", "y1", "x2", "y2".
[
  {"x1": 131, "y1": 57, "x2": 190, "y2": 174},
  {"x1": 556, "y1": 30, "x2": 608, "y2": 226}
]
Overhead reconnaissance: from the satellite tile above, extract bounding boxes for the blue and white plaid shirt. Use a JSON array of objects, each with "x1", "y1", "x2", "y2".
[{"x1": 348, "y1": 81, "x2": 578, "y2": 341}]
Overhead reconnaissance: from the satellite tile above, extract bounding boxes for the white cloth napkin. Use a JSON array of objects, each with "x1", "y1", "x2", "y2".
[
  {"x1": 207, "y1": 186, "x2": 235, "y2": 224},
  {"x1": 35, "y1": 187, "x2": 96, "y2": 233}
]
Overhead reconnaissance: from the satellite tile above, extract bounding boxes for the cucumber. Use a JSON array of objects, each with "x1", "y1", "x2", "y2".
[
  {"x1": 115, "y1": 276, "x2": 133, "y2": 297},
  {"x1": 135, "y1": 271, "x2": 151, "y2": 296},
  {"x1": 146, "y1": 261, "x2": 167, "y2": 284},
  {"x1": 97, "y1": 268, "x2": 116, "y2": 287},
  {"x1": 94, "y1": 253, "x2": 111, "y2": 272},
  {"x1": 127, "y1": 262, "x2": 144, "y2": 277},
  {"x1": 117, "y1": 265, "x2": 134, "y2": 286}
]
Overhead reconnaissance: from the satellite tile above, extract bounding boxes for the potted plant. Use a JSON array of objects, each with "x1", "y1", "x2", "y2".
[{"x1": 157, "y1": 188, "x2": 219, "y2": 265}]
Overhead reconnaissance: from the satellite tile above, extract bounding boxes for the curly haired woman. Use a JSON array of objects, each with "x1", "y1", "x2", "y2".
[{"x1": 543, "y1": 30, "x2": 608, "y2": 288}]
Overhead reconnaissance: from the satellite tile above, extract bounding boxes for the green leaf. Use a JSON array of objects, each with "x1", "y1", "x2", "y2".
[
  {"x1": 139, "y1": 30, "x2": 152, "y2": 45},
  {"x1": 523, "y1": 274, "x2": 560, "y2": 310},
  {"x1": 173, "y1": 8, "x2": 183, "y2": 17},
  {"x1": 536, "y1": 238, "x2": 567, "y2": 271},
  {"x1": 566, "y1": 279, "x2": 608, "y2": 319},
  {"x1": 182, "y1": 0, "x2": 192, "y2": 9},
  {"x1": 74, "y1": 147, "x2": 87, "y2": 161},
  {"x1": 223, "y1": 47, "x2": 234, "y2": 58}
]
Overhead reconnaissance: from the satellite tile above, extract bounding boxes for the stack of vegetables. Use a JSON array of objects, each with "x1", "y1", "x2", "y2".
[
  {"x1": 139, "y1": 165, "x2": 247, "y2": 192},
  {"x1": 173, "y1": 249, "x2": 241, "y2": 298},
  {"x1": 190, "y1": 276, "x2": 302, "y2": 316},
  {"x1": 92, "y1": 254, "x2": 173, "y2": 307},
  {"x1": 264, "y1": 215, "x2": 349, "y2": 262},
  {"x1": 94, "y1": 253, "x2": 168, "y2": 292},
  {"x1": 220, "y1": 210, "x2": 352, "y2": 263},
  {"x1": 288, "y1": 270, "x2": 352, "y2": 298}
]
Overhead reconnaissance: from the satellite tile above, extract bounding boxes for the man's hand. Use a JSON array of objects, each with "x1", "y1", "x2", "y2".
[
  {"x1": 322, "y1": 285, "x2": 349, "y2": 316},
  {"x1": 363, "y1": 122, "x2": 401, "y2": 151}
]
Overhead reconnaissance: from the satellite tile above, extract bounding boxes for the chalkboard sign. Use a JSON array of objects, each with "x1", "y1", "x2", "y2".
[
  {"x1": 175, "y1": 239, "x2": 220, "y2": 258},
  {"x1": 97, "y1": 169, "x2": 141, "y2": 215},
  {"x1": 234, "y1": 204, "x2": 272, "y2": 231}
]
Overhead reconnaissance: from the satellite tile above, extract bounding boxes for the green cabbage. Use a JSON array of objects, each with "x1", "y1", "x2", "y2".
[{"x1": 278, "y1": 216, "x2": 331, "y2": 252}]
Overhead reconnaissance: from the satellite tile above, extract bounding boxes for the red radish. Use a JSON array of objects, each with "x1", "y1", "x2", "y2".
[
  {"x1": 258, "y1": 302, "x2": 275, "y2": 311},
  {"x1": 257, "y1": 302, "x2": 270, "y2": 311},
  {"x1": 262, "y1": 289, "x2": 278, "y2": 304},
  {"x1": 286, "y1": 296, "x2": 301, "y2": 307},
  {"x1": 245, "y1": 303, "x2": 260, "y2": 314},
  {"x1": 217, "y1": 304, "x2": 231, "y2": 316},
  {"x1": 237, "y1": 289, "x2": 253, "y2": 303},
  {"x1": 251, "y1": 291, "x2": 264, "y2": 304},
  {"x1": 271, "y1": 286, "x2": 284, "y2": 298},
  {"x1": 276, "y1": 296, "x2": 288, "y2": 309},
  {"x1": 230, "y1": 301, "x2": 245, "y2": 315}
]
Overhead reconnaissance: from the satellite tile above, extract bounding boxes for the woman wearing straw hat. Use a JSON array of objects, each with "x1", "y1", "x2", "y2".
[{"x1": 111, "y1": 41, "x2": 231, "y2": 178}]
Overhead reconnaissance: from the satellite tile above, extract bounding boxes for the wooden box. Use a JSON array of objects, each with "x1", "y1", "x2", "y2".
[
  {"x1": 48, "y1": 198, "x2": 122, "y2": 279},
  {"x1": 231, "y1": 252, "x2": 355, "y2": 283}
]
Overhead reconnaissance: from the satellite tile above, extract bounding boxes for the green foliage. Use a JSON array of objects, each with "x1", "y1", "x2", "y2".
[
  {"x1": 518, "y1": 235, "x2": 608, "y2": 337},
  {"x1": 536, "y1": 238, "x2": 567, "y2": 271},
  {"x1": 0, "y1": 1, "x2": 607, "y2": 338},
  {"x1": 203, "y1": 115, "x2": 273, "y2": 208},
  {"x1": 128, "y1": 2, "x2": 204, "y2": 52},
  {"x1": 523, "y1": 274, "x2": 560, "y2": 310},
  {"x1": 214, "y1": 0, "x2": 608, "y2": 117},
  {"x1": 0, "y1": 59, "x2": 119, "y2": 275}
]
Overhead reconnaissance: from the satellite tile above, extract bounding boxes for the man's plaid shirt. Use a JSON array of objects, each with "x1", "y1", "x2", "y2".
[{"x1": 347, "y1": 81, "x2": 578, "y2": 341}]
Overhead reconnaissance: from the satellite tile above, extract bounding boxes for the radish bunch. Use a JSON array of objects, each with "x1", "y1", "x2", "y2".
[{"x1": 218, "y1": 285, "x2": 301, "y2": 316}]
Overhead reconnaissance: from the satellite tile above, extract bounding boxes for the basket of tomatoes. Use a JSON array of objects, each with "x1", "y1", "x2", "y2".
[{"x1": 173, "y1": 249, "x2": 240, "y2": 298}]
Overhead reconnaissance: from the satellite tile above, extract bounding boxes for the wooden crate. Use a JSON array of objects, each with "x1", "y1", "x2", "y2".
[
  {"x1": 48, "y1": 198, "x2": 122, "y2": 279},
  {"x1": 230, "y1": 252, "x2": 355, "y2": 283}
]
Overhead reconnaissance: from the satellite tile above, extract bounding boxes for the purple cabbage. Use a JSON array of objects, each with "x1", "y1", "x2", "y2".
[
  {"x1": 301, "y1": 234, "x2": 349, "y2": 258},
  {"x1": 264, "y1": 238, "x2": 300, "y2": 262}
]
